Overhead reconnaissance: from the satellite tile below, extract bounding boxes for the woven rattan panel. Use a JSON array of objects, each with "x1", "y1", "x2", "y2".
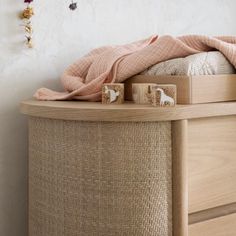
[{"x1": 29, "y1": 117, "x2": 172, "y2": 236}]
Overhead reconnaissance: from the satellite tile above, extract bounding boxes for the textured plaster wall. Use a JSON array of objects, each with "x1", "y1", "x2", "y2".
[{"x1": 0, "y1": 0, "x2": 236, "y2": 235}]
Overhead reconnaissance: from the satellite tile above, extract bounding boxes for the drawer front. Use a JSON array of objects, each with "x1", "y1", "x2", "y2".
[
  {"x1": 189, "y1": 213, "x2": 236, "y2": 236},
  {"x1": 188, "y1": 116, "x2": 236, "y2": 213}
]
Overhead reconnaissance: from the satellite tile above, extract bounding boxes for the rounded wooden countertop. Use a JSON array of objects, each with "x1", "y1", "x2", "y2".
[{"x1": 20, "y1": 100, "x2": 236, "y2": 122}]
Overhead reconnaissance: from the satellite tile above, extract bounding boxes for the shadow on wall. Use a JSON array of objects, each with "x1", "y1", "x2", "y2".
[
  {"x1": 0, "y1": 112, "x2": 28, "y2": 236},
  {"x1": 0, "y1": 1, "x2": 27, "y2": 235},
  {"x1": 0, "y1": 75, "x2": 61, "y2": 236}
]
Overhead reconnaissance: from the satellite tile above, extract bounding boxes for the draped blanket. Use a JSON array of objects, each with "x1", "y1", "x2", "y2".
[{"x1": 34, "y1": 35, "x2": 236, "y2": 101}]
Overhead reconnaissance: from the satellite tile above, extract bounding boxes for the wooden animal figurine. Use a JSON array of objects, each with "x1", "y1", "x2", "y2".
[
  {"x1": 132, "y1": 83, "x2": 157, "y2": 104},
  {"x1": 102, "y1": 83, "x2": 124, "y2": 104},
  {"x1": 151, "y1": 84, "x2": 177, "y2": 107}
]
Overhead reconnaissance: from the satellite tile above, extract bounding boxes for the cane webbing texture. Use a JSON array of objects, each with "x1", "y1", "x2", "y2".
[{"x1": 29, "y1": 118, "x2": 172, "y2": 236}]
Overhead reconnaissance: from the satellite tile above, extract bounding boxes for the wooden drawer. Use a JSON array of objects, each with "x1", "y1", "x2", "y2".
[
  {"x1": 124, "y1": 74, "x2": 236, "y2": 104},
  {"x1": 188, "y1": 116, "x2": 236, "y2": 213},
  {"x1": 189, "y1": 213, "x2": 236, "y2": 236}
]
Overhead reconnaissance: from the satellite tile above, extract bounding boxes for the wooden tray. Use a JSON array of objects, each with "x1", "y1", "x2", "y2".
[{"x1": 124, "y1": 74, "x2": 236, "y2": 104}]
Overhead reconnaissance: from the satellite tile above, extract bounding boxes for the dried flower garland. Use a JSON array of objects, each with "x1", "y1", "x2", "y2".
[
  {"x1": 69, "y1": 1, "x2": 77, "y2": 10},
  {"x1": 19, "y1": 1, "x2": 78, "y2": 48},
  {"x1": 20, "y1": 0, "x2": 34, "y2": 48}
]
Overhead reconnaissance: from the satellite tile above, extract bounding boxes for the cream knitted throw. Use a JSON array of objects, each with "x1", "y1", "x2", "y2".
[
  {"x1": 141, "y1": 51, "x2": 236, "y2": 76},
  {"x1": 34, "y1": 35, "x2": 236, "y2": 101}
]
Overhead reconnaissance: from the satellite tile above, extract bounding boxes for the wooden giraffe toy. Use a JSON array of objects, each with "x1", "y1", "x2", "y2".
[
  {"x1": 151, "y1": 84, "x2": 177, "y2": 107},
  {"x1": 156, "y1": 88, "x2": 175, "y2": 106}
]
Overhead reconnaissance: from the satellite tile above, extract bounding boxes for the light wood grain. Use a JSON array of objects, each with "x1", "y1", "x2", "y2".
[
  {"x1": 132, "y1": 83, "x2": 155, "y2": 104},
  {"x1": 188, "y1": 116, "x2": 236, "y2": 213},
  {"x1": 172, "y1": 120, "x2": 188, "y2": 236},
  {"x1": 189, "y1": 213, "x2": 236, "y2": 236},
  {"x1": 189, "y1": 203, "x2": 236, "y2": 224},
  {"x1": 125, "y1": 75, "x2": 191, "y2": 104},
  {"x1": 192, "y1": 74, "x2": 236, "y2": 104},
  {"x1": 20, "y1": 100, "x2": 236, "y2": 122}
]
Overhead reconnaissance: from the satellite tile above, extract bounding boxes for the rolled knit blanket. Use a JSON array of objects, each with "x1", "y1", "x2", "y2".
[{"x1": 34, "y1": 35, "x2": 236, "y2": 101}]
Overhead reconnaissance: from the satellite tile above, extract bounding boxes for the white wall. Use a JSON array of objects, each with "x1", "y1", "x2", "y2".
[{"x1": 0, "y1": 0, "x2": 236, "y2": 235}]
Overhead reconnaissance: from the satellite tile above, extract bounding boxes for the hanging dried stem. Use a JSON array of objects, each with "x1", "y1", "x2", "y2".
[{"x1": 21, "y1": 0, "x2": 34, "y2": 48}]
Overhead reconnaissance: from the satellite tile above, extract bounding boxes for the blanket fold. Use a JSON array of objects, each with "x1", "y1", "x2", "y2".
[{"x1": 34, "y1": 35, "x2": 236, "y2": 101}]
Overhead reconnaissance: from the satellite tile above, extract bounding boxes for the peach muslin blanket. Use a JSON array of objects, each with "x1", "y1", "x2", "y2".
[{"x1": 34, "y1": 35, "x2": 236, "y2": 101}]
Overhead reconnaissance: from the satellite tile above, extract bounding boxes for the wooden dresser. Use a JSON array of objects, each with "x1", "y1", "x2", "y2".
[{"x1": 21, "y1": 100, "x2": 236, "y2": 236}]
